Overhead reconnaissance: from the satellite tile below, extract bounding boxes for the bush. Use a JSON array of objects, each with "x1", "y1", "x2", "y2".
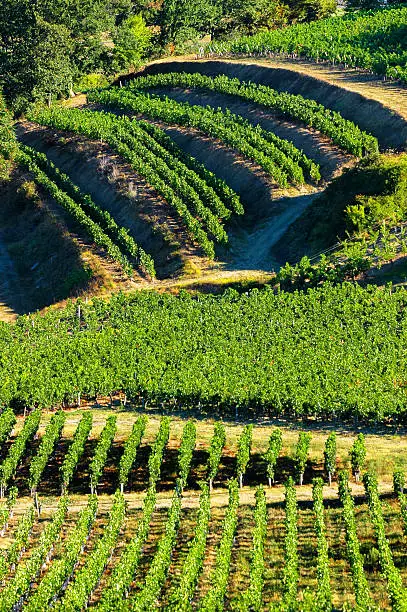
[{"x1": 74, "y1": 73, "x2": 110, "y2": 93}]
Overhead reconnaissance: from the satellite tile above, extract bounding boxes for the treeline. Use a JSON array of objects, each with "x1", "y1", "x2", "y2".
[
  {"x1": 0, "y1": 282, "x2": 406, "y2": 422},
  {"x1": 0, "y1": 0, "x2": 339, "y2": 110}
]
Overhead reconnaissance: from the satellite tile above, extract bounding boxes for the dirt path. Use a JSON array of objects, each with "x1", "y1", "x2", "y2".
[
  {"x1": 0, "y1": 233, "x2": 20, "y2": 322},
  {"x1": 140, "y1": 58, "x2": 407, "y2": 150},
  {"x1": 230, "y1": 192, "x2": 319, "y2": 270}
]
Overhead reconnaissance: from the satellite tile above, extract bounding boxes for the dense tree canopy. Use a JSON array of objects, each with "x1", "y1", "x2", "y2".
[{"x1": 0, "y1": 0, "x2": 340, "y2": 106}]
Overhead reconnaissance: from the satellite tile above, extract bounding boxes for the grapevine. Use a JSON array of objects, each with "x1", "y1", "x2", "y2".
[
  {"x1": 0, "y1": 409, "x2": 41, "y2": 497},
  {"x1": 0, "y1": 496, "x2": 69, "y2": 611},
  {"x1": 89, "y1": 415, "x2": 117, "y2": 494},
  {"x1": 0, "y1": 407, "x2": 16, "y2": 448},
  {"x1": 240, "y1": 485, "x2": 267, "y2": 611},
  {"x1": 236, "y1": 424, "x2": 253, "y2": 488},
  {"x1": 25, "y1": 495, "x2": 99, "y2": 611},
  {"x1": 312, "y1": 478, "x2": 332, "y2": 612},
  {"x1": 60, "y1": 412, "x2": 93, "y2": 493},
  {"x1": 324, "y1": 432, "x2": 337, "y2": 486},
  {"x1": 208, "y1": 422, "x2": 226, "y2": 490},
  {"x1": 129, "y1": 484, "x2": 182, "y2": 611},
  {"x1": 0, "y1": 505, "x2": 35, "y2": 584},
  {"x1": 295, "y1": 432, "x2": 311, "y2": 486},
  {"x1": 282, "y1": 477, "x2": 298, "y2": 608},
  {"x1": 87, "y1": 88, "x2": 320, "y2": 185},
  {"x1": 20, "y1": 145, "x2": 156, "y2": 279},
  {"x1": 178, "y1": 420, "x2": 196, "y2": 487},
  {"x1": 264, "y1": 428, "x2": 282, "y2": 486},
  {"x1": 363, "y1": 471, "x2": 407, "y2": 612},
  {"x1": 350, "y1": 433, "x2": 366, "y2": 483},
  {"x1": 55, "y1": 491, "x2": 126, "y2": 611},
  {"x1": 167, "y1": 483, "x2": 211, "y2": 612},
  {"x1": 119, "y1": 415, "x2": 148, "y2": 492},
  {"x1": 337, "y1": 470, "x2": 373, "y2": 610},
  {"x1": 28, "y1": 409, "x2": 66, "y2": 494},
  {"x1": 129, "y1": 72, "x2": 378, "y2": 158},
  {"x1": 199, "y1": 479, "x2": 239, "y2": 612}
]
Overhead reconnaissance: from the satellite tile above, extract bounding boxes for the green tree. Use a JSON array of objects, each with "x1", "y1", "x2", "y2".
[
  {"x1": 292, "y1": 0, "x2": 337, "y2": 22},
  {"x1": 159, "y1": 0, "x2": 221, "y2": 46},
  {"x1": 113, "y1": 14, "x2": 152, "y2": 70}
]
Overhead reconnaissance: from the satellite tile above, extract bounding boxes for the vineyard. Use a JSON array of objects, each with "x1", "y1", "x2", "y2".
[
  {"x1": 1, "y1": 8, "x2": 407, "y2": 609},
  {"x1": 0, "y1": 409, "x2": 406, "y2": 611},
  {"x1": 0, "y1": 8, "x2": 401, "y2": 315},
  {"x1": 208, "y1": 6, "x2": 407, "y2": 83}
]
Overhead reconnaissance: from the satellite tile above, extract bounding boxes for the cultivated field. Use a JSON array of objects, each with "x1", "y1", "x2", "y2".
[{"x1": 1, "y1": 408, "x2": 407, "y2": 610}]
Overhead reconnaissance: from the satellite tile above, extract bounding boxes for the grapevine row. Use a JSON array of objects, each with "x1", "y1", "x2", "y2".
[
  {"x1": 130, "y1": 72, "x2": 378, "y2": 157},
  {"x1": 111, "y1": 118, "x2": 234, "y2": 222},
  {"x1": 337, "y1": 471, "x2": 373, "y2": 610},
  {"x1": 240, "y1": 485, "x2": 267, "y2": 611},
  {"x1": 295, "y1": 432, "x2": 311, "y2": 486},
  {"x1": 167, "y1": 483, "x2": 211, "y2": 612},
  {"x1": 178, "y1": 420, "x2": 197, "y2": 487},
  {"x1": 119, "y1": 415, "x2": 147, "y2": 492},
  {"x1": 208, "y1": 7, "x2": 407, "y2": 84},
  {"x1": 60, "y1": 412, "x2": 93, "y2": 493},
  {"x1": 19, "y1": 145, "x2": 156, "y2": 279},
  {"x1": 25, "y1": 495, "x2": 99, "y2": 611},
  {"x1": 0, "y1": 409, "x2": 41, "y2": 497},
  {"x1": 96, "y1": 417, "x2": 170, "y2": 609},
  {"x1": 0, "y1": 496, "x2": 69, "y2": 612},
  {"x1": 282, "y1": 477, "x2": 298, "y2": 608},
  {"x1": 129, "y1": 485, "x2": 182, "y2": 611},
  {"x1": 89, "y1": 415, "x2": 117, "y2": 494},
  {"x1": 363, "y1": 472, "x2": 407, "y2": 612},
  {"x1": 87, "y1": 88, "x2": 320, "y2": 185},
  {"x1": 312, "y1": 478, "x2": 332, "y2": 612},
  {"x1": 111, "y1": 122, "x2": 229, "y2": 244},
  {"x1": 0, "y1": 504, "x2": 35, "y2": 582},
  {"x1": 29, "y1": 409, "x2": 66, "y2": 494},
  {"x1": 199, "y1": 479, "x2": 240, "y2": 611},
  {"x1": 137, "y1": 120, "x2": 243, "y2": 214},
  {"x1": 264, "y1": 428, "x2": 282, "y2": 486},
  {"x1": 0, "y1": 486, "x2": 17, "y2": 536},
  {"x1": 0, "y1": 407, "x2": 16, "y2": 447},
  {"x1": 55, "y1": 491, "x2": 126, "y2": 611},
  {"x1": 17, "y1": 149, "x2": 135, "y2": 276},
  {"x1": 208, "y1": 422, "x2": 226, "y2": 490},
  {"x1": 393, "y1": 470, "x2": 407, "y2": 536},
  {"x1": 236, "y1": 423, "x2": 253, "y2": 488},
  {"x1": 28, "y1": 107, "x2": 216, "y2": 258}
]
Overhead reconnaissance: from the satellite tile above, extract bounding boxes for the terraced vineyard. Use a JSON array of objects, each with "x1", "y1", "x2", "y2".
[
  {"x1": 7, "y1": 49, "x2": 403, "y2": 302},
  {"x1": 0, "y1": 409, "x2": 407, "y2": 611}
]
